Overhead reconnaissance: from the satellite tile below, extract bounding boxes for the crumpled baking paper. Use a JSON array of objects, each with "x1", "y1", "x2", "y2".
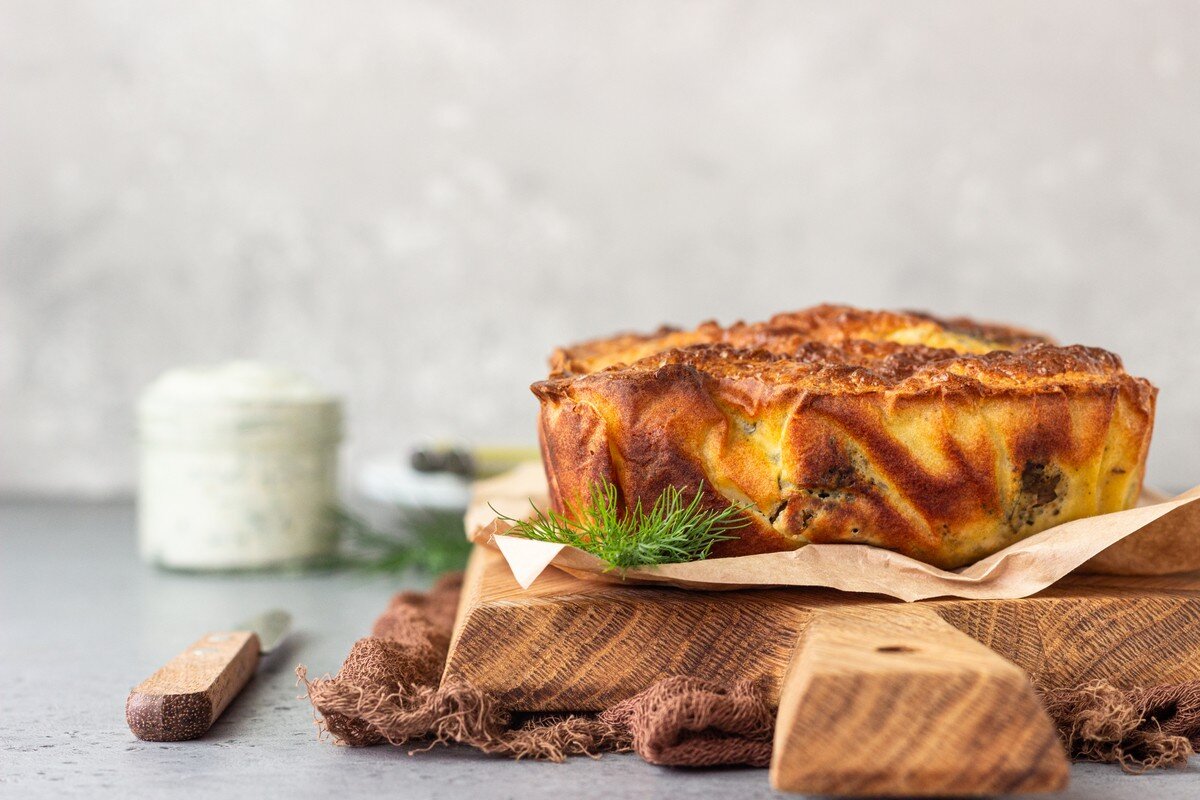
[{"x1": 465, "y1": 461, "x2": 1200, "y2": 602}]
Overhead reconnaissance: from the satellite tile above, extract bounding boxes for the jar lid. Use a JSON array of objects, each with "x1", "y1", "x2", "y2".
[
  {"x1": 140, "y1": 361, "x2": 336, "y2": 407},
  {"x1": 138, "y1": 361, "x2": 341, "y2": 444}
]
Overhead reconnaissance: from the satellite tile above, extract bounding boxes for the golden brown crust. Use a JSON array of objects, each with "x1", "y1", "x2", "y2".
[
  {"x1": 548, "y1": 304, "x2": 1052, "y2": 377},
  {"x1": 533, "y1": 306, "x2": 1157, "y2": 569}
]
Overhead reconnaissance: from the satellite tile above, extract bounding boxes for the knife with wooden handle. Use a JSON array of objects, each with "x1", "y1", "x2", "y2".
[{"x1": 126, "y1": 609, "x2": 291, "y2": 742}]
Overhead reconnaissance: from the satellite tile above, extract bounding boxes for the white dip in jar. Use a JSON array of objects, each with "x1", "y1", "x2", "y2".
[{"x1": 137, "y1": 361, "x2": 342, "y2": 570}]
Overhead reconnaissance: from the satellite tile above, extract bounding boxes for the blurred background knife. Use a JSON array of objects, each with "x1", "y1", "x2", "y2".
[{"x1": 126, "y1": 609, "x2": 291, "y2": 742}]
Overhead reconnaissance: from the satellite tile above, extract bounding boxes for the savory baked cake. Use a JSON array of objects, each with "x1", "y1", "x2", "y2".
[{"x1": 533, "y1": 305, "x2": 1157, "y2": 569}]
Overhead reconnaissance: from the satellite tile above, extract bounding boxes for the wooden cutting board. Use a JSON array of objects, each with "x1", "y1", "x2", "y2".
[{"x1": 443, "y1": 546, "x2": 1200, "y2": 796}]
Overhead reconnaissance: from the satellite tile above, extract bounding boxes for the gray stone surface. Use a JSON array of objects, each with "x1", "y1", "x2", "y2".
[
  {"x1": 2, "y1": 2, "x2": 1200, "y2": 497},
  {"x1": 3, "y1": 498, "x2": 1200, "y2": 798}
]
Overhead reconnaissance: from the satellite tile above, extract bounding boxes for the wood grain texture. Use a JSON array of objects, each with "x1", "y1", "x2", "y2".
[
  {"x1": 445, "y1": 547, "x2": 1200, "y2": 712},
  {"x1": 126, "y1": 630, "x2": 260, "y2": 741},
  {"x1": 936, "y1": 591, "x2": 1200, "y2": 688},
  {"x1": 444, "y1": 547, "x2": 1200, "y2": 794},
  {"x1": 445, "y1": 546, "x2": 827, "y2": 710},
  {"x1": 769, "y1": 605, "x2": 1068, "y2": 795}
]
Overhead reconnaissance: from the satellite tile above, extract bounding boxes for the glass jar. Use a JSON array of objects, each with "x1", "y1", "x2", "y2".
[{"x1": 137, "y1": 362, "x2": 342, "y2": 571}]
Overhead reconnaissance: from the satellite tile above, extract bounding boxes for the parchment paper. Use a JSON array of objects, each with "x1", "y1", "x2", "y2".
[{"x1": 465, "y1": 462, "x2": 1200, "y2": 602}]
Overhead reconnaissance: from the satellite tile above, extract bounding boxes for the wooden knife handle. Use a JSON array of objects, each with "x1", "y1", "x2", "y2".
[{"x1": 126, "y1": 630, "x2": 260, "y2": 741}]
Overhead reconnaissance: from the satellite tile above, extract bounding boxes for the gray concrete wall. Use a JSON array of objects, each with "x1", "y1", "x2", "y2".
[{"x1": 3, "y1": 1, "x2": 1198, "y2": 495}]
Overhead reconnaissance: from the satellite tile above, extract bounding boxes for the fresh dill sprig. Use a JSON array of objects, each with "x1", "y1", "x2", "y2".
[
  {"x1": 333, "y1": 505, "x2": 473, "y2": 574},
  {"x1": 495, "y1": 482, "x2": 747, "y2": 571}
]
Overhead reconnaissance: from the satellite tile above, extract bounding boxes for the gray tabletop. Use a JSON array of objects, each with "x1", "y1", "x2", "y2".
[{"x1": 3, "y1": 499, "x2": 1199, "y2": 799}]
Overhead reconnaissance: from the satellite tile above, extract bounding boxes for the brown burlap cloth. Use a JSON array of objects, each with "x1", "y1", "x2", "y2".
[{"x1": 298, "y1": 573, "x2": 1200, "y2": 773}]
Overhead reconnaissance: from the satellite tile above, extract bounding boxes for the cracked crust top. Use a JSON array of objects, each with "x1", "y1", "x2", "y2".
[{"x1": 549, "y1": 304, "x2": 1051, "y2": 378}]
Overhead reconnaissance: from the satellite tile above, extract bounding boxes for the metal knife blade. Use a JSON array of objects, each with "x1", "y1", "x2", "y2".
[{"x1": 237, "y1": 609, "x2": 291, "y2": 654}]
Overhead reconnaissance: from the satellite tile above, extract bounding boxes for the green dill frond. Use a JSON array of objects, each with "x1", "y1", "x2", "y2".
[
  {"x1": 333, "y1": 505, "x2": 473, "y2": 574},
  {"x1": 495, "y1": 482, "x2": 747, "y2": 572}
]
